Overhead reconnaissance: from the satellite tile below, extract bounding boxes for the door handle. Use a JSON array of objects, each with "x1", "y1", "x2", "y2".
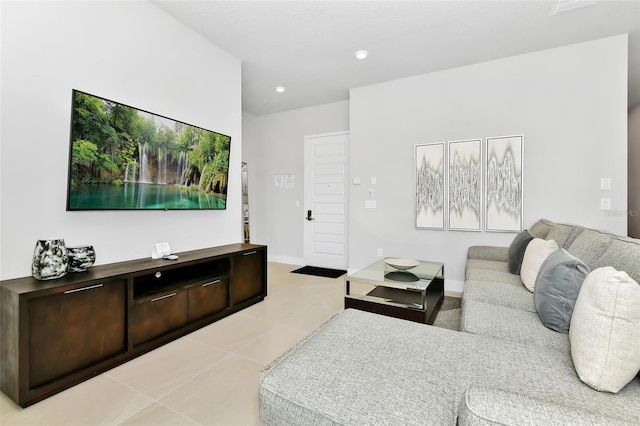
[{"x1": 306, "y1": 209, "x2": 315, "y2": 221}]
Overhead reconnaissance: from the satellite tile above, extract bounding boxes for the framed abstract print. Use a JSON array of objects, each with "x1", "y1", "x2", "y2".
[
  {"x1": 485, "y1": 135, "x2": 524, "y2": 232},
  {"x1": 448, "y1": 139, "x2": 481, "y2": 231},
  {"x1": 415, "y1": 142, "x2": 445, "y2": 229}
]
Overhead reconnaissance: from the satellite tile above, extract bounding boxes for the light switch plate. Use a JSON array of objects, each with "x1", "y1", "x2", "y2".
[
  {"x1": 600, "y1": 198, "x2": 611, "y2": 210},
  {"x1": 600, "y1": 178, "x2": 611, "y2": 191},
  {"x1": 365, "y1": 200, "x2": 377, "y2": 209}
]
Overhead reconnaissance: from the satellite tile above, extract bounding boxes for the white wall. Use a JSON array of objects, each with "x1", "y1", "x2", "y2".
[
  {"x1": 243, "y1": 101, "x2": 349, "y2": 265},
  {"x1": 350, "y1": 35, "x2": 628, "y2": 292},
  {"x1": 0, "y1": 1, "x2": 242, "y2": 279},
  {"x1": 630, "y1": 104, "x2": 640, "y2": 237}
]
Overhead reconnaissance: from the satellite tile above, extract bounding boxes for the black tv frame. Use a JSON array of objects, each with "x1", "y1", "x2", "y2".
[{"x1": 66, "y1": 90, "x2": 231, "y2": 211}]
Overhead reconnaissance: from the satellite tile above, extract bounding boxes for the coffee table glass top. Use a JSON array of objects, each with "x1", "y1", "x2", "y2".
[{"x1": 348, "y1": 258, "x2": 443, "y2": 291}]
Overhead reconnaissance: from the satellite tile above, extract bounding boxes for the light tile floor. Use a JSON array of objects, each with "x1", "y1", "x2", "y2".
[{"x1": 0, "y1": 262, "x2": 347, "y2": 426}]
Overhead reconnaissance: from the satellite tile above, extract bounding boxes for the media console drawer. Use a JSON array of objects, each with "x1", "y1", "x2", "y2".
[
  {"x1": 0, "y1": 243, "x2": 266, "y2": 407},
  {"x1": 131, "y1": 289, "x2": 188, "y2": 346},
  {"x1": 188, "y1": 277, "x2": 229, "y2": 321}
]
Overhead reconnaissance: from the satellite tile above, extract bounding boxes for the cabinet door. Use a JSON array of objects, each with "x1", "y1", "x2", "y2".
[
  {"x1": 131, "y1": 290, "x2": 188, "y2": 347},
  {"x1": 188, "y1": 278, "x2": 229, "y2": 321},
  {"x1": 28, "y1": 280, "x2": 126, "y2": 389},
  {"x1": 231, "y1": 249, "x2": 266, "y2": 305}
]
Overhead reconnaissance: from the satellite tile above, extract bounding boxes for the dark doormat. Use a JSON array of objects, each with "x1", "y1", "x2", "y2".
[{"x1": 291, "y1": 266, "x2": 347, "y2": 279}]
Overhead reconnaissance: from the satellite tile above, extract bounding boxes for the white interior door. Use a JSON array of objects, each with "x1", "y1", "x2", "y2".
[{"x1": 304, "y1": 132, "x2": 349, "y2": 270}]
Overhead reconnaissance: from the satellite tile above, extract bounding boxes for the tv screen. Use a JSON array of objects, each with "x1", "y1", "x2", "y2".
[{"x1": 66, "y1": 90, "x2": 231, "y2": 210}]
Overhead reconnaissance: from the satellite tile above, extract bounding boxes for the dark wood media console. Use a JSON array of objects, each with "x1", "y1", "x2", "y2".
[{"x1": 0, "y1": 243, "x2": 267, "y2": 407}]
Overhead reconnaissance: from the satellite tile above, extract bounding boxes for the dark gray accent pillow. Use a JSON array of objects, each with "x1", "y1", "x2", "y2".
[
  {"x1": 534, "y1": 248, "x2": 589, "y2": 333},
  {"x1": 507, "y1": 230, "x2": 533, "y2": 275}
]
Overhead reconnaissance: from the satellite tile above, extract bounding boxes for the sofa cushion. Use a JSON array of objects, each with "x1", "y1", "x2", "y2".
[
  {"x1": 534, "y1": 249, "x2": 589, "y2": 333},
  {"x1": 528, "y1": 218, "x2": 555, "y2": 239},
  {"x1": 460, "y1": 300, "x2": 569, "y2": 353},
  {"x1": 260, "y1": 309, "x2": 459, "y2": 426},
  {"x1": 458, "y1": 386, "x2": 633, "y2": 426},
  {"x1": 465, "y1": 268, "x2": 523, "y2": 286},
  {"x1": 463, "y1": 280, "x2": 535, "y2": 312},
  {"x1": 545, "y1": 223, "x2": 576, "y2": 248},
  {"x1": 570, "y1": 267, "x2": 640, "y2": 393},
  {"x1": 564, "y1": 225, "x2": 585, "y2": 249},
  {"x1": 467, "y1": 246, "x2": 508, "y2": 262},
  {"x1": 520, "y1": 238, "x2": 558, "y2": 292},
  {"x1": 566, "y1": 228, "x2": 614, "y2": 269},
  {"x1": 594, "y1": 237, "x2": 640, "y2": 283},
  {"x1": 465, "y1": 259, "x2": 509, "y2": 274},
  {"x1": 507, "y1": 230, "x2": 533, "y2": 275}
]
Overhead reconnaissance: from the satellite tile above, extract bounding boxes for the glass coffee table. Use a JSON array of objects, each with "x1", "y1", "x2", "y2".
[{"x1": 344, "y1": 258, "x2": 444, "y2": 324}]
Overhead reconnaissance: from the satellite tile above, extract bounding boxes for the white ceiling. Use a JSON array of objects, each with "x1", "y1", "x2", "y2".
[{"x1": 152, "y1": 0, "x2": 640, "y2": 116}]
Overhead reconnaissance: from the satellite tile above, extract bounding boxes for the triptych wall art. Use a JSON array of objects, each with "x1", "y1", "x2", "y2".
[{"x1": 415, "y1": 135, "x2": 523, "y2": 232}]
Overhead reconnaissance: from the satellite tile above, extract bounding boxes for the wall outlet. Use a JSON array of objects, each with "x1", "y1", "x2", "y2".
[
  {"x1": 377, "y1": 248, "x2": 383, "y2": 257},
  {"x1": 600, "y1": 198, "x2": 611, "y2": 210}
]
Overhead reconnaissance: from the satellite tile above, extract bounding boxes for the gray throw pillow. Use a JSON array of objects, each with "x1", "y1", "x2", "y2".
[
  {"x1": 507, "y1": 230, "x2": 533, "y2": 275},
  {"x1": 534, "y1": 249, "x2": 589, "y2": 333}
]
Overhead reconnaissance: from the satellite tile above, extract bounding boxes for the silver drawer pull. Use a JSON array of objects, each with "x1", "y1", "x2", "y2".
[
  {"x1": 64, "y1": 284, "x2": 103, "y2": 294},
  {"x1": 202, "y1": 279, "x2": 221, "y2": 287},
  {"x1": 243, "y1": 251, "x2": 257, "y2": 256},
  {"x1": 151, "y1": 293, "x2": 177, "y2": 302}
]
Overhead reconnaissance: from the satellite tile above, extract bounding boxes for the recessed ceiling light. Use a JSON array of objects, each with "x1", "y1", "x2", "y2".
[
  {"x1": 354, "y1": 50, "x2": 369, "y2": 60},
  {"x1": 275, "y1": 86, "x2": 286, "y2": 93}
]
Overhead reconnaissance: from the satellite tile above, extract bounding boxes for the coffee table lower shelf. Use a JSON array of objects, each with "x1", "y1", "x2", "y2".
[{"x1": 344, "y1": 284, "x2": 443, "y2": 325}]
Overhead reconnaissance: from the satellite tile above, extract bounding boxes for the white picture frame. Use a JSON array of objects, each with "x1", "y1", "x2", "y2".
[
  {"x1": 415, "y1": 142, "x2": 445, "y2": 230},
  {"x1": 485, "y1": 135, "x2": 524, "y2": 232},
  {"x1": 448, "y1": 139, "x2": 482, "y2": 231}
]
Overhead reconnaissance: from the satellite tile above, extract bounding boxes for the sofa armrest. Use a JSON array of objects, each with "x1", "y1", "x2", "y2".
[
  {"x1": 458, "y1": 386, "x2": 632, "y2": 426},
  {"x1": 467, "y1": 246, "x2": 508, "y2": 262}
]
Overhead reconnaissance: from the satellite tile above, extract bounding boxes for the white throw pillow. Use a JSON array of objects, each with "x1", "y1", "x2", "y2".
[
  {"x1": 569, "y1": 267, "x2": 640, "y2": 393},
  {"x1": 520, "y1": 238, "x2": 558, "y2": 292}
]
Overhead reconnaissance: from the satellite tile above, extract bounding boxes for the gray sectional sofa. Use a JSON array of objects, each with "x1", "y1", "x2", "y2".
[{"x1": 259, "y1": 219, "x2": 640, "y2": 425}]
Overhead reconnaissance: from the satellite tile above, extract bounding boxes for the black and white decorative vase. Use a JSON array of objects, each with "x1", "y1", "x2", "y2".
[
  {"x1": 67, "y1": 246, "x2": 96, "y2": 272},
  {"x1": 32, "y1": 239, "x2": 69, "y2": 280}
]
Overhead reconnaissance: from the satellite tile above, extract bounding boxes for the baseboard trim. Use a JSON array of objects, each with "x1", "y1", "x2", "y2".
[
  {"x1": 445, "y1": 290, "x2": 463, "y2": 298},
  {"x1": 268, "y1": 255, "x2": 304, "y2": 266}
]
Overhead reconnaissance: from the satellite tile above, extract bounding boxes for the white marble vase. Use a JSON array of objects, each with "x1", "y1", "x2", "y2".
[{"x1": 32, "y1": 239, "x2": 69, "y2": 280}]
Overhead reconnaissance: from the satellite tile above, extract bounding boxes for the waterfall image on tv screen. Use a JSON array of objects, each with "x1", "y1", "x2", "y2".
[{"x1": 67, "y1": 90, "x2": 231, "y2": 210}]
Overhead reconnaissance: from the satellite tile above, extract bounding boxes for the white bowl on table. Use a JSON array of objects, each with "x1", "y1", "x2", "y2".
[{"x1": 384, "y1": 258, "x2": 419, "y2": 270}]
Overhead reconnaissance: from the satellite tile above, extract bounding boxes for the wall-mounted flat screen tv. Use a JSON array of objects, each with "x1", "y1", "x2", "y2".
[{"x1": 66, "y1": 90, "x2": 231, "y2": 210}]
